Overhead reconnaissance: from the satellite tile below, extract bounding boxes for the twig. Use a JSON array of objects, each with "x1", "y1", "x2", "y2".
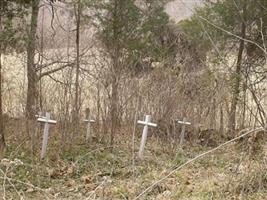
[
  {"x1": 86, "y1": 178, "x2": 108, "y2": 200},
  {"x1": 198, "y1": 16, "x2": 267, "y2": 55},
  {"x1": 0, "y1": 169, "x2": 55, "y2": 199},
  {"x1": 133, "y1": 127, "x2": 264, "y2": 200},
  {"x1": 0, "y1": 167, "x2": 23, "y2": 199}
]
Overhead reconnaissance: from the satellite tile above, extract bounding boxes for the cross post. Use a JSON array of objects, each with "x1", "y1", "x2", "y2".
[
  {"x1": 138, "y1": 115, "x2": 157, "y2": 159},
  {"x1": 37, "y1": 112, "x2": 57, "y2": 159},
  {"x1": 177, "y1": 117, "x2": 191, "y2": 149},
  {"x1": 84, "y1": 108, "x2": 95, "y2": 143}
]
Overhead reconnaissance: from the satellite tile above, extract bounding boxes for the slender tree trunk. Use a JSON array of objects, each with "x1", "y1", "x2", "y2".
[
  {"x1": 62, "y1": 15, "x2": 72, "y2": 146},
  {"x1": 110, "y1": 74, "x2": 119, "y2": 146},
  {"x1": 0, "y1": 54, "x2": 4, "y2": 151},
  {"x1": 39, "y1": 7, "x2": 45, "y2": 111},
  {"x1": 219, "y1": 105, "x2": 224, "y2": 135},
  {"x1": 97, "y1": 81, "x2": 100, "y2": 125},
  {"x1": 25, "y1": 0, "x2": 39, "y2": 156},
  {"x1": 210, "y1": 98, "x2": 216, "y2": 129},
  {"x1": 228, "y1": 10, "x2": 246, "y2": 133},
  {"x1": 110, "y1": 0, "x2": 120, "y2": 146},
  {"x1": 0, "y1": 0, "x2": 6, "y2": 151},
  {"x1": 73, "y1": 0, "x2": 81, "y2": 135},
  {"x1": 60, "y1": 13, "x2": 73, "y2": 147},
  {"x1": 26, "y1": 0, "x2": 40, "y2": 119},
  {"x1": 0, "y1": 56, "x2": 5, "y2": 151},
  {"x1": 241, "y1": 85, "x2": 247, "y2": 129}
]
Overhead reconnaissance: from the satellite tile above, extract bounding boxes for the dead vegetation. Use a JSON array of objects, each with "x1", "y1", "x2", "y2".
[
  {"x1": 0, "y1": 0, "x2": 267, "y2": 199},
  {"x1": 0, "y1": 125, "x2": 266, "y2": 200}
]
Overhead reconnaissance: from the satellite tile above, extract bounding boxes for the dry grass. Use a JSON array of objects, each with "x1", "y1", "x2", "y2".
[{"x1": 0, "y1": 123, "x2": 267, "y2": 199}]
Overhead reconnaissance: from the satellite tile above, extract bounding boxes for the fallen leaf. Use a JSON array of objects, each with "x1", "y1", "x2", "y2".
[
  {"x1": 65, "y1": 180, "x2": 76, "y2": 188},
  {"x1": 81, "y1": 175, "x2": 92, "y2": 184}
]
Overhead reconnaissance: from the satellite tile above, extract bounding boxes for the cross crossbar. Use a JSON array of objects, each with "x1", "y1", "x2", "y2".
[
  {"x1": 177, "y1": 120, "x2": 191, "y2": 125},
  {"x1": 84, "y1": 119, "x2": 96, "y2": 123},
  {"x1": 137, "y1": 120, "x2": 157, "y2": 127},
  {"x1": 37, "y1": 117, "x2": 57, "y2": 124}
]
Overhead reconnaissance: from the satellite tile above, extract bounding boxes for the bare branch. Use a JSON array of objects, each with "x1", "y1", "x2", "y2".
[
  {"x1": 133, "y1": 127, "x2": 265, "y2": 200},
  {"x1": 198, "y1": 15, "x2": 267, "y2": 55},
  {"x1": 38, "y1": 63, "x2": 74, "y2": 80}
]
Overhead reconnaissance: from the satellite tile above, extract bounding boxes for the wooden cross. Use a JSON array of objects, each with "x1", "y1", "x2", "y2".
[
  {"x1": 137, "y1": 115, "x2": 157, "y2": 158},
  {"x1": 177, "y1": 117, "x2": 191, "y2": 149},
  {"x1": 84, "y1": 108, "x2": 95, "y2": 143},
  {"x1": 37, "y1": 112, "x2": 57, "y2": 159}
]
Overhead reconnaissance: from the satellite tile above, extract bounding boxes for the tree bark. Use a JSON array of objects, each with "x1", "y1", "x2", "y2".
[
  {"x1": 39, "y1": 7, "x2": 45, "y2": 111},
  {"x1": 0, "y1": 52, "x2": 5, "y2": 151},
  {"x1": 0, "y1": 0, "x2": 6, "y2": 151},
  {"x1": 228, "y1": 7, "x2": 246, "y2": 133},
  {"x1": 219, "y1": 105, "x2": 224, "y2": 134},
  {"x1": 0, "y1": 56, "x2": 5, "y2": 151},
  {"x1": 110, "y1": 0, "x2": 121, "y2": 146},
  {"x1": 110, "y1": 74, "x2": 119, "y2": 146},
  {"x1": 210, "y1": 98, "x2": 216, "y2": 129},
  {"x1": 26, "y1": 0, "x2": 40, "y2": 119},
  {"x1": 73, "y1": 0, "x2": 81, "y2": 135}
]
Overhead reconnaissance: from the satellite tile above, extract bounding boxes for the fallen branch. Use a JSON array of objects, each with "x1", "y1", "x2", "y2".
[{"x1": 133, "y1": 127, "x2": 264, "y2": 200}]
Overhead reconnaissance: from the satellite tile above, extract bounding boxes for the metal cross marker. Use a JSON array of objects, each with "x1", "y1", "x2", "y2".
[
  {"x1": 137, "y1": 115, "x2": 157, "y2": 158},
  {"x1": 177, "y1": 117, "x2": 191, "y2": 149},
  {"x1": 84, "y1": 108, "x2": 95, "y2": 143},
  {"x1": 37, "y1": 112, "x2": 57, "y2": 159}
]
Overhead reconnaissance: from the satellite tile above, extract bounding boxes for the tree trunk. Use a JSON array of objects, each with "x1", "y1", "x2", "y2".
[
  {"x1": 26, "y1": 0, "x2": 40, "y2": 119},
  {"x1": 210, "y1": 98, "x2": 216, "y2": 129},
  {"x1": 0, "y1": 56, "x2": 5, "y2": 151},
  {"x1": 228, "y1": 11, "x2": 246, "y2": 133},
  {"x1": 39, "y1": 7, "x2": 45, "y2": 111},
  {"x1": 97, "y1": 81, "x2": 100, "y2": 125},
  {"x1": 73, "y1": 0, "x2": 81, "y2": 135},
  {"x1": 241, "y1": 84, "x2": 247, "y2": 129},
  {"x1": 109, "y1": 0, "x2": 121, "y2": 146},
  {"x1": 110, "y1": 74, "x2": 119, "y2": 146},
  {"x1": 0, "y1": 0, "x2": 6, "y2": 151},
  {"x1": 219, "y1": 105, "x2": 224, "y2": 134}
]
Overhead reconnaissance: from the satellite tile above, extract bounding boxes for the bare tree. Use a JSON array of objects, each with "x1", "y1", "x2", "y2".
[
  {"x1": 72, "y1": 0, "x2": 81, "y2": 135},
  {"x1": 228, "y1": 1, "x2": 247, "y2": 132},
  {"x1": 26, "y1": 0, "x2": 40, "y2": 120}
]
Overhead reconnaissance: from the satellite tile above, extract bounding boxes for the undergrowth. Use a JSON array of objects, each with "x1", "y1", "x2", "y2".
[{"x1": 0, "y1": 127, "x2": 267, "y2": 199}]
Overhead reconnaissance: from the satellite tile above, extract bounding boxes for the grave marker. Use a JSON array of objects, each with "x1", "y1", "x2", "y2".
[
  {"x1": 177, "y1": 117, "x2": 191, "y2": 149},
  {"x1": 84, "y1": 108, "x2": 95, "y2": 143},
  {"x1": 37, "y1": 112, "x2": 57, "y2": 159},
  {"x1": 138, "y1": 115, "x2": 157, "y2": 158}
]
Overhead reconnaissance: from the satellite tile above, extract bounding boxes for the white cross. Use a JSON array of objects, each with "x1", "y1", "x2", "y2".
[
  {"x1": 84, "y1": 108, "x2": 95, "y2": 143},
  {"x1": 37, "y1": 112, "x2": 57, "y2": 159},
  {"x1": 137, "y1": 115, "x2": 157, "y2": 158},
  {"x1": 177, "y1": 117, "x2": 191, "y2": 149}
]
